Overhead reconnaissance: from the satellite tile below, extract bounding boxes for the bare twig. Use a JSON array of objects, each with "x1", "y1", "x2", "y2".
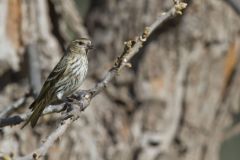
[
  {"x1": 15, "y1": 2, "x2": 187, "y2": 159},
  {"x1": 0, "y1": 104, "x2": 66, "y2": 128},
  {"x1": 88, "y1": 1, "x2": 187, "y2": 97}
]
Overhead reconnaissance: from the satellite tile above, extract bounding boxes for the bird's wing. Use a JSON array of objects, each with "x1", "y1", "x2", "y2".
[{"x1": 36, "y1": 56, "x2": 68, "y2": 102}]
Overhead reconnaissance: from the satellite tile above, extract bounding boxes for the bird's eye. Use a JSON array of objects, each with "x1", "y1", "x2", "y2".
[{"x1": 78, "y1": 42, "x2": 84, "y2": 45}]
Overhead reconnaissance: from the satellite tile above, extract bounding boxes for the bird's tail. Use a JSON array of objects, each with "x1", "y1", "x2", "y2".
[{"x1": 21, "y1": 99, "x2": 46, "y2": 129}]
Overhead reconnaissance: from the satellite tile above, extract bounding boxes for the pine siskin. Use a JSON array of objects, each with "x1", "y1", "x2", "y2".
[{"x1": 22, "y1": 38, "x2": 93, "y2": 128}]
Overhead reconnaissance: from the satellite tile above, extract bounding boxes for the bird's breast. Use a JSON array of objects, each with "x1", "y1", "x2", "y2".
[
  {"x1": 66, "y1": 55, "x2": 88, "y2": 91},
  {"x1": 70, "y1": 55, "x2": 88, "y2": 79},
  {"x1": 54, "y1": 55, "x2": 88, "y2": 99}
]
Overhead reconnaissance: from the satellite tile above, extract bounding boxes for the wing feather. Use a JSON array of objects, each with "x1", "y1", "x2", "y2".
[{"x1": 36, "y1": 56, "x2": 68, "y2": 101}]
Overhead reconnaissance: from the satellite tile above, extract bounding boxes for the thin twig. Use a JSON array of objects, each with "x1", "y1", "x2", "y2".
[{"x1": 0, "y1": 105, "x2": 66, "y2": 128}]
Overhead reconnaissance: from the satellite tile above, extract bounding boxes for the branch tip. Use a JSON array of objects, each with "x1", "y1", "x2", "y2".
[{"x1": 174, "y1": 2, "x2": 188, "y2": 15}]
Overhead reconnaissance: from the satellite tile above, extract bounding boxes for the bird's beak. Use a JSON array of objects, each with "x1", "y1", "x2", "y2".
[{"x1": 88, "y1": 44, "x2": 94, "y2": 50}]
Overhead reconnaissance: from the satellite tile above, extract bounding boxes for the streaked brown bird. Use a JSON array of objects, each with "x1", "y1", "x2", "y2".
[{"x1": 22, "y1": 38, "x2": 93, "y2": 128}]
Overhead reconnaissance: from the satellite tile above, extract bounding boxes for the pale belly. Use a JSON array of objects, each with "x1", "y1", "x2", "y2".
[{"x1": 55, "y1": 57, "x2": 88, "y2": 101}]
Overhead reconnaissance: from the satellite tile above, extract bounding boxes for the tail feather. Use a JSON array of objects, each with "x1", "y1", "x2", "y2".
[{"x1": 21, "y1": 100, "x2": 46, "y2": 129}]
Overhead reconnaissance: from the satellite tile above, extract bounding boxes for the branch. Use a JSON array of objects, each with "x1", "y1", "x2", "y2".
[
  {"x1": 16, "y1": 118, "x2": 72, "y2": 160},
  {"x1": 0, "y1": 105, "x2": 66, "y2": 128},
  {"x1": 15, "y1": 1, "x2": 187, "y2": 159}
]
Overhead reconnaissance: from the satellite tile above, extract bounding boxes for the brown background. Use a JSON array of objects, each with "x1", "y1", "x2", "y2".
[{"x1": 0, "y1": 0, "x2": 240, "y2": 160}]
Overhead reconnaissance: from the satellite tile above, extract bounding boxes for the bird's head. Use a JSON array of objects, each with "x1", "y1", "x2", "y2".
[{"x1": 68, "y1": 38, "x2": 94, "y2": 55}]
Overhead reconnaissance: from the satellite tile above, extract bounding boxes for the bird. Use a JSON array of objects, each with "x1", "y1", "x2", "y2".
[{"x1": 22, "y1": 38, "x2": 93, "y2": 128}]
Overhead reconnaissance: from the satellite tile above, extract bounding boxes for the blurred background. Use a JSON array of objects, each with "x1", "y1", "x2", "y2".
[{"x1": 0, "y1": 0, "x2": 240, "y2": 160}]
